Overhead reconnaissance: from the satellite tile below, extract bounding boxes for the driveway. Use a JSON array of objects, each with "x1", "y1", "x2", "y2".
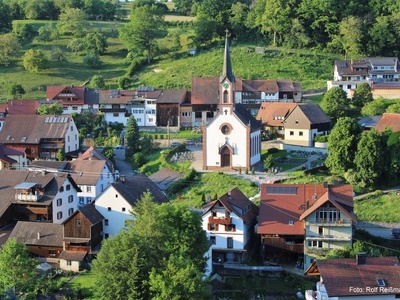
[{"x1": 115, "y1": 159, "x2": 135, "y2": 178}]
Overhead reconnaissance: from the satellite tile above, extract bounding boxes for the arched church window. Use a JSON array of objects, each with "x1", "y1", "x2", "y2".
[{"x1": 223, "y1": 91, "x2": 228, "y2": 103}]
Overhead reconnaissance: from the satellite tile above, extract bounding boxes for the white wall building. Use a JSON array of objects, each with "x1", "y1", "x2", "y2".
[{"x1": 52, "y1": 176, "x2": 81, "y2": 224}]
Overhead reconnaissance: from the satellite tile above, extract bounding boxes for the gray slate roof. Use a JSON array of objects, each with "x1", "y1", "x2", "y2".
[{"x1": 9, "y1": 221, "x2": 63, "y2": 247}]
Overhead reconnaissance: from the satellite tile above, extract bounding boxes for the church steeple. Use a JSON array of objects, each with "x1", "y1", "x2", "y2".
[{"x1": 220, "y1": 31, "x2": 235, "y2": 83}]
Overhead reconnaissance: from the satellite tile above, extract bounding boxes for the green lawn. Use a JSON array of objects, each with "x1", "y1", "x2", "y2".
[
  {"x1": 69, "y1": 270, "x2": 96, "y2": 299},
  {"x1": 354, "y1": 191, "x2": 400, "y2": 222}
]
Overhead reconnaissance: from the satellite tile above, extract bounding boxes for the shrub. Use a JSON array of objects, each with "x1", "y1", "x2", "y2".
[
  {"x1": 132, "y1": 152, "x2": 147, "y2": 168},
  {"x1": 267, "y1": 148, "x2": 280, "y2": 154},
  {"x1": 315, "y1": 135, "x2": 329, "y2": 142},
  {"x1": 83, "y1": 54, "x2": 102, "y2": 68}
]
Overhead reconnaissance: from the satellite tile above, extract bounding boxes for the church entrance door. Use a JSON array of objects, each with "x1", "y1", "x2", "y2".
[{"x1": 221, "y1": 153, "x2": 230, "y2": 167}]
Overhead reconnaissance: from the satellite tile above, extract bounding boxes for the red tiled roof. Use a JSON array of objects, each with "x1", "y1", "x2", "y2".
[
  {"x1": 258, "y1": 184, "x2": 353, "y2": 236},
  {"x1": 99, "y1": 89, "x2": 135, "y2": 104},
  {"x1": 256, "y1": 102, "x2": 298, "y2": 126},
  {"x1": 59, "y1": 250, "x2": 87, "y2": 261},
  {"x1": 7, "y1": 100, "x2": 40, "y2": 115},
  {"x1": 46, "y1": 86, "x2": 85, "y2": 101},
  {"x1": 307, "y1": 256, "x2": 400, "y2": 297},
  {"x1": 375, "y1": 113, "x2": 400, "y2": 133},
  {"x1": 191, "y1": 77, "x2": 219, "y2": 105}
]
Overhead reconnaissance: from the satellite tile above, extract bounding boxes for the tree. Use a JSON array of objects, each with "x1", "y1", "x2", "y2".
[
  {"x1": 0, "y1": 238, "x2": 37, "y2": 297},
  {"x1": 23, "y1": 49, "x2": 47, "y2": 73},
  {"x1": 118, "y1": 76, "x2": 130, "y2": 89},
  {"x1": 7, "y1": 83, "x2": 25, "y2": 99},
  {"x1": 361, "y1": 98, "x2": 386, "y2": 116},
  {"x1": 37, "y1": 102, "x2": 63, "y2": 115},
  {"x1": 229, "y1": 2, "x2": 249, "y2": 39},
  {"x1": 83, "y1": 30, "x2": 108, "y2": 55},
  {"x1": 58, "y1": 7, "x2": 88, "y2": 36},
  {"x1": 190, "y1": 13, "x2": 217, "y2": 47},
  {"x1": 0, "y1": 1, "x2": 12, "y2": 33},
  {"x1": 89, "y1": 74, "x2": 106, "y2": 89},
  {"x1": 37, "y1": 23, "x2": 58, "y2": 43},
  {"x1": 0, "y1": 33, "x2": 21, "y2": 66},
  {"x1": 56, "y1": 148, "x2": 65, "y2": 161},
  {"x1": 67, "y1": 38, "x2": 84, "y2": 54},
  {"x1": 386, "y1": 103, "x2": 400, "y2": 114},
  {"x1": 352, "y1": 129, "x2": 387, "y2": 189},
  {"x1": 320, "y1": 87, "x2": 348, "y2": 121},
  {"x1": 149, "y1": 254, "x2": 209, "y2": 300},
  {"x1": 12, "y1": 22, "x2": 34, "y2": 41},
  {"x1": 325, "y1": 117, "x2": 362, "y2": 173},
  {"x1": 119, "y1": 5, "x2": 165, "y2": 64},
  {"x1": 329, "y1": 16, "x2": 364, "y2": 58},
  {"x1": 260, "y1": 0, "x2": 291, "y2": 46},
  {"x1": 263, "y1": 153, "x2": 275, "y2": 171},
  {"x1": 51, "y1": 46, "x2": 67, "y2": 63},
  {"x1": 23, "y1": 0, "x2": 58, "y2": 20},
  {"x1": 83, "y1": 53, "x2": 102, "y2": 68},
  {"x1": 92, "y1": 193, "x2": 208, "y2": 300},
  {"x1": 125, "y1": 115, "x2": 140, "y2": 156},
  {"x1": 352, "y1": 82, "x2": 373, "y2": 107}
]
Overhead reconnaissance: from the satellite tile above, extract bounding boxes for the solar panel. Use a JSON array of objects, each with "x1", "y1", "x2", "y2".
[{"x1": 266, "y1": 186, "x2": 297, "y2": 195}]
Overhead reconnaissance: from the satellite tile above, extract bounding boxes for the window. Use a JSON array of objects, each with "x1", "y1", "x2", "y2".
[
  {"x1": 107, "y1": 207, "x2": 111, "y2": 211},
  {"x1": 318, "y1": 227, "x2": 323, "y2": 235},
  {"x1": 209, "y1": 223, "x2": 217, "y2": 231},
  {"x1": 57, "y1": 212, "x2": 63, "y2": 220},
  {"x1": 72, "y1": 106, "x2": 78, "y2": 111},
  {"x1": 66, "y1": 261, "x2": 72, "y2": 266},
  {"x1": 221, "y1": 124, "x2": 231, "y2": 135},
  {"x1": 68, "y1": 195, "x2": 73, "y2": 203},
  {"x1": 148, "y1": 118, "x2": 153, "y2": 122},
  {"x1": 105, "y1": 219, "x2": 109, "y2": 226},
  {"x1": 295, "y1": 120, "x2": 299, "y2": 124},
  {"x1": 76, "y1": 219, "x2": 81, "y2": 227},
  {"x1": 122, "y1": 207, "x2": 126, "y2": 212},
  {"x1": 113, "y1": 113, "x2": 119, "y2": 117},
  {"x1": 56, "y1": 198, "x2": 62, "y2": 206},
  {"x1": 299, "y1": 131, "x2": 303, "y2": 136},
  {"x1": 223, "y1": 91, "x2": 228, "y2": 103},
  {"x1": 115, "y1": 194, "x2": 118, "y2": 198},
  {"x1": 318, "y1": 241, "x2": 323, "y2": 248},
  {"x1": 86, "y1": 186, "x2": 91, "y2": 192},
  {"x1": 79, "y1": 197, "x2": 84, "y2": 204},
  {"x1": 59, "y1": 186, "x2": 64, "y2": 193},
  {"x1": 105, "y1": 233, "x2": 109, "y2": 239},
  {"x1": 226, "y1": 224, "x2": 236, "y2": 231},
  {"x1": 210, "y1": 236, "x2": 216, "y2": 244},
  {"x1": 87, "y1": 197, "x2": 92, "y2": 203},
  {"x1": 227, "y1": 237, "x2": 233, "y2": 249},
  {"x1": 68, "y1": 136, "x2": 70, "y2": 142},
  {"x1": 75, "y1": 134, "x2": 77, "y2": 141},
  {"x1": 136, "y1": 118, "x2": 142, "y2": 123},
  {"x1": 289, "y1": 131, "x2": 294, "y2": 136},
  {"x1": 68, "y1": 208, "x2": 73, "y2": 216}
]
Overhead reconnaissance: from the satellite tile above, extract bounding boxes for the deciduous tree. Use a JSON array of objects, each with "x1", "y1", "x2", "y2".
[
  {"x1": 329, "y1": 16, "x2": 364, "y2": 58},
  {"x1": 361, "y1": 98, "x2": 386, "y2": 116},
  {"x1": 320, "y1": 87, "x2": 348, "y2": 121},
  {"x1": 37, "y1": 102, "x2": 63, "y2": 115},
  {"x1": 0, "y1": 238, "x2": 37, "y2": 297},
  {"x1": 119, "y1": 5, "x2": 164, "y2": 64},
  {"x1": 83, "y1": 30, "x2": 108, "y2": 55},
  {"x1": 325, "y1": 117, "x2": 362, "y2": 173},
  {"x1": 0, "y1": 34, "x2": 21, "y2": 66},
  {"x1": 7, "y1": 83, "x2": 25, "y2": 99},
  {"x1": 51, "y1": 46, "x2": 67, "y2": 63},
  {"x1": 58, "y1": 7, "x2": 88, "y2": 36},
  {"x1": 352, "y1": 82, "x2": 373, "y2": 107},
  {"x1": 89, "y1": 74, "x2": 106, "y2": 89},
  {"x1": 23, "y1": 49, "x2": 47, "y2": 73}
]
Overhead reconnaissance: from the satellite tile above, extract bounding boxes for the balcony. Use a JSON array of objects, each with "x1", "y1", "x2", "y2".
[
  {"x1": 261, "y1": 236, "x2": 304, "y2": 254},
  {"x1": 306, "y1": 235, "x2": 351, "y2": 242},
  {"x1": 306, "y1": 218, "x2": 352, "y2": 226},
  {"x1": 15, "y1": 193, "x2": 42, "y2": 201},
  {"x1": 100, "y1": 108, "x2": 127, "y2": 113},
  {"x1": 208, "y1": 216, "x2": 231, "y2": 225}
]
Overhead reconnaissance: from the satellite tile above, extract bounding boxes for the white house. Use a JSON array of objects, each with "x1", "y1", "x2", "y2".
[
  {"x1": 0, "y1": 144, "x2": 28, "y2": 170},
  {"x1": 201, "y1": 188, "x2": 259, "y2": 277},
  {"x1": 69, "y1": 160, "x2": 114, "y2": 207},
  {"x1": 305, "y1": 255, "x2": 400, "y2": 300},
  {"x1": 94, "y1": 174, "x2": 168, "y2": 238},
  {"x1": 130, "y1": 87, "x2": 161, "y2": 128},
  {"x1": 99, "y1": 90, "x2": 133, "y2": 126},
  {"x1": 203, "y1": 34, "x2": 262, "y2": 171}
]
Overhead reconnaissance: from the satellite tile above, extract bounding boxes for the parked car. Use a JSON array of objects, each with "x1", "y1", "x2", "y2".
[
  {"x1": 170, "y1": 142, "x2": 181, "y2": 148},
  {"x1": 392, "y1": 228, "x2": 400, "y2": 238}
]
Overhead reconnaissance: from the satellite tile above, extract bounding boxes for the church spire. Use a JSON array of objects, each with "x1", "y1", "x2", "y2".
[{"x1": 220, "y1": 30, "x2": 235, "y2": 83}]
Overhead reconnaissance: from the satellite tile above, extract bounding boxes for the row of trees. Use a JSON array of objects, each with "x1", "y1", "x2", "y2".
[
  {"x1": 325, "y1": 117, "x2": 400, "y2": 189},
  {"x1": 92, "y1": 192, "x2": 209, "y2": 299},
  {"x1": 173, "y1": 0, "x2": 400, "y2": 57},
  {"x1": 0, "y1": 0, "x2": 117, "y2": 32}
]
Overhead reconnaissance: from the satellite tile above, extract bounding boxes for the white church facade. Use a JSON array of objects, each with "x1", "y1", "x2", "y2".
[{"x1": 202, "y1": 34, "x2": 262, "y2": 171}]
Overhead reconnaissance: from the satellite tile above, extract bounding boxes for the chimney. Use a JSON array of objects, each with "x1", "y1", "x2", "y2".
[
  {"x1": 356, "y1": 252, "x2": 367, "y2": 265},
  {"x1": 323, "y1": 181, "x2": 329, "y2": 190},
  {"x1": 120, "y1": 175, "x2": 125, "y2": 183},
  {"x1": 37, "y1": 232, "x2": 40, "y2": 239}
]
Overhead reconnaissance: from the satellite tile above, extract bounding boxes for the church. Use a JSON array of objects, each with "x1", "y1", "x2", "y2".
[{"x1": 202, "y1": 35, "x2": 262, "y2": 171}]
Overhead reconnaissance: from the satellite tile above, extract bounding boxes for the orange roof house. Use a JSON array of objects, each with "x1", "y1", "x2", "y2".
[{"x1": 375, "y1": 113, "x2": 400, "y2": 133}]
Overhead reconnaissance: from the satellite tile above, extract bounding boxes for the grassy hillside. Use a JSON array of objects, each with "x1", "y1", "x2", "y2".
[{"x1": 0, "y1": 18, "x2": 340, "y2": 101}]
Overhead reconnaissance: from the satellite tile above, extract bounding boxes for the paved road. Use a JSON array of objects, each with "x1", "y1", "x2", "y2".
[{"x1": 115, "y1": 159, "x2": 135, "y2": 177}]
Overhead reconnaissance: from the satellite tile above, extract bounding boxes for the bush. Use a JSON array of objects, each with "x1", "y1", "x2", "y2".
[
  {"x1": 314, "y1": 134, "x2": 329, "y2": 142},
  {"x1": 267, "y1": 148, "x2": 280, "y2": 154},
  {"x1": 132, "y1": 152, "x2": 147, "y2": 168},
  {"x1": 83, "y1": 54, "x2": 102, "y2": 68}
]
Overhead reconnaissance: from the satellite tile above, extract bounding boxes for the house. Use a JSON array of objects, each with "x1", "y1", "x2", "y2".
[
  {"x1": 46, "y1": 85, "x2": 100, "y2": 114},
  {"x1": 94, "y1": 174, "x2": 168, "y2": 238},
  {"x1": 357, "y1": 115, "x2": 382, "y2": 131},
  {"x1": 203, "y1": 34, "x2": 262, "y2": 171},
  {"x1": 60, "y1": 204, "x2": 104, "y2": 272},
  {"x1": 6, "y1": 99, "x2": 41, "y2": 115},
  {"x1": 156, "y1": 89, "x2": 188, "y2": 128},
  {"x1": 0, "y1": 114, "x2": 79, "y2": 160},
  {"x1": 328, "y1": 57, "x2": 400, "y2": 98},
  {"x1": 9, "y1": 221, "x2": 64, "y2": 261},
  {"x1": 0, "y1": 144, "x2": 28, "y2": 170},
  {"x1": 76, "y1": 146, "x2": 115, "y2": 174},
  {"x1": 130, "y1": 87, "x2": 161, "y2": 128},
  {"x1": 283, "y1": 104, "x2": 331, "y2": 146},
  {"x1": 304, "y1": 254, "x2": 400, "y2": 299},
  {"x1": 69, "y1": 160, "x2": 114, "y2": 207},
  {"x1": 202, "y1": 188, "x2": 259, "y2": 277},
  {"x1": 374, "y1": 113, "x2": 400, "y2": 133},
  {"x1": 299, "y1": 184, "x2": 356, "y2": 271},
  {"x1": 149, "y1": 167, "x2": 184, "y2": 191},
  {"x1": 258, "y1": 183, "x2": 355, "y2": 271},
  {"x1": 99, "y1": 89, "x2": 133, "y2": 126},
  {"x1": 256, "y1": 102, "x2": 298, "y2": 139}
]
